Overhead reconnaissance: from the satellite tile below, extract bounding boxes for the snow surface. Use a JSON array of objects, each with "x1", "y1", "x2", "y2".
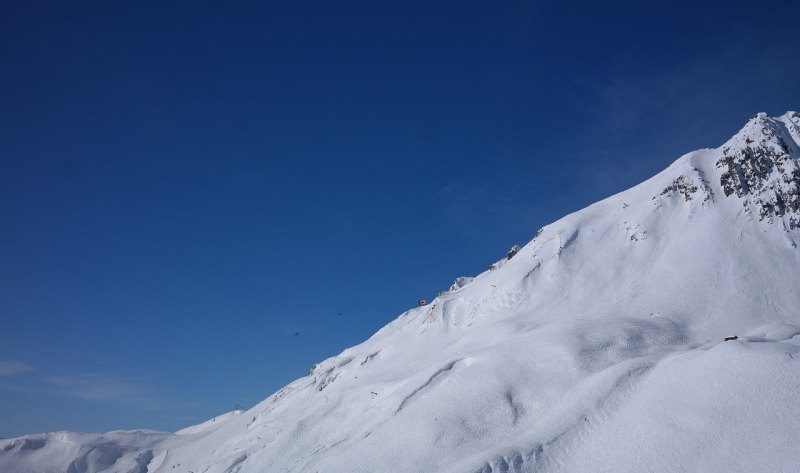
[{"x1": 3, "y1": 112, "x2": 800, "y2": 473}]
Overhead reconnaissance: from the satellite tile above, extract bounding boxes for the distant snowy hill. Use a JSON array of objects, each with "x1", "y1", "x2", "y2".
[{"x1": 3, "y1": 112, "x2": 800, "y2": 473}]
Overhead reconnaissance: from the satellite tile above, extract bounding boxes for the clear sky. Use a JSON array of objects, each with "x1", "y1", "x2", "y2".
[{"x1": 1, "y1": 0, "x2": 799, "y2": 438}]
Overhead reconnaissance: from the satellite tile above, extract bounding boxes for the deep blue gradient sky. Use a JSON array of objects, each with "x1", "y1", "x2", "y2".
[{"x1": 2, "y1": 0, "x2": 799, "y2": 437}]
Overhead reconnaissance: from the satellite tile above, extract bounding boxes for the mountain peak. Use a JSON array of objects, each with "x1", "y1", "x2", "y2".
[
  {"x1": 724, "y1": 111, "x2": 800, "y2": 150},
  {"x1": 4, "y1": 111, "x2": 800, "y2": 473},
  {"x1": 715, "y1": 111, "x2": 800, "y2": 228}
]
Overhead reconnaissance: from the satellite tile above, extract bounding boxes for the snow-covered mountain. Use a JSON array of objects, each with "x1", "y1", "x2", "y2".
[{"x1": 3, "y1": 112, "x2": 800, "y2": 473}]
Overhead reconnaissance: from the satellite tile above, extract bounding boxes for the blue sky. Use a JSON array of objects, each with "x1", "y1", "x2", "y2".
[{"x1": 1, "y1": 0, "x2": 799, "y2": 437}]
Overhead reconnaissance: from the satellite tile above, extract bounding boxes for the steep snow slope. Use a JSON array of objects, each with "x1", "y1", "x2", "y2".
[{"x1": 3, "y1": 112, "x2": 800, "y2": 473}]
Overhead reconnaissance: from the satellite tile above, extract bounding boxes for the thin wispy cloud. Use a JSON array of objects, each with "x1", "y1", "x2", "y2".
[
  {"x1": 0, "y1": 363, "x2": 180, "y2": 411},
  {"x1": 586, "y1": 41, "x2": 799, "y2": 148},
  {"x1": 0, "y1": 360, "x2": 34, "y2": 377},
  {"x1": 435, "y1": 180, "x2": 529, "y2": 234},
  {"x1": 40, "y1": 373, "x2": 151, "y2": 403},
  {"x1": 36, "y1": 372, "x2": 201, "y2": 412},
  {"x1": 564, "y1": 38, "x2": 800, "y2": 202}
]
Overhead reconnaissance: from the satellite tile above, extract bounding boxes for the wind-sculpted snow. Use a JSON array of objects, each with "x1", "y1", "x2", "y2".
[
  {"x1": 394, "y1": 358, "x2": 465, "y2": 414},
  {"x1": 0, "y1": 431, "x2": 171, "y2": 473},
  {"x1": 3, "y1": 112, "x2": 800, "y2": 473}
]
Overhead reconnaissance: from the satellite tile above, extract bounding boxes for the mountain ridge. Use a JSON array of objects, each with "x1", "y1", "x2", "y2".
[{"x1": 3, "y1": 112, "x2": 800, "y2": 473}]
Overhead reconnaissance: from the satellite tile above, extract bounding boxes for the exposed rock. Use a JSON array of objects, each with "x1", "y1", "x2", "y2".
[
  {"x1": 505, "y1": 245, "x2": 521, "y2": 260},
  {"x1": 716, "y1": 114, "x2": 800, "y2": 229},
  {"x1": 661, "y1": 175, "x2": 699, "y2": 201}
]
